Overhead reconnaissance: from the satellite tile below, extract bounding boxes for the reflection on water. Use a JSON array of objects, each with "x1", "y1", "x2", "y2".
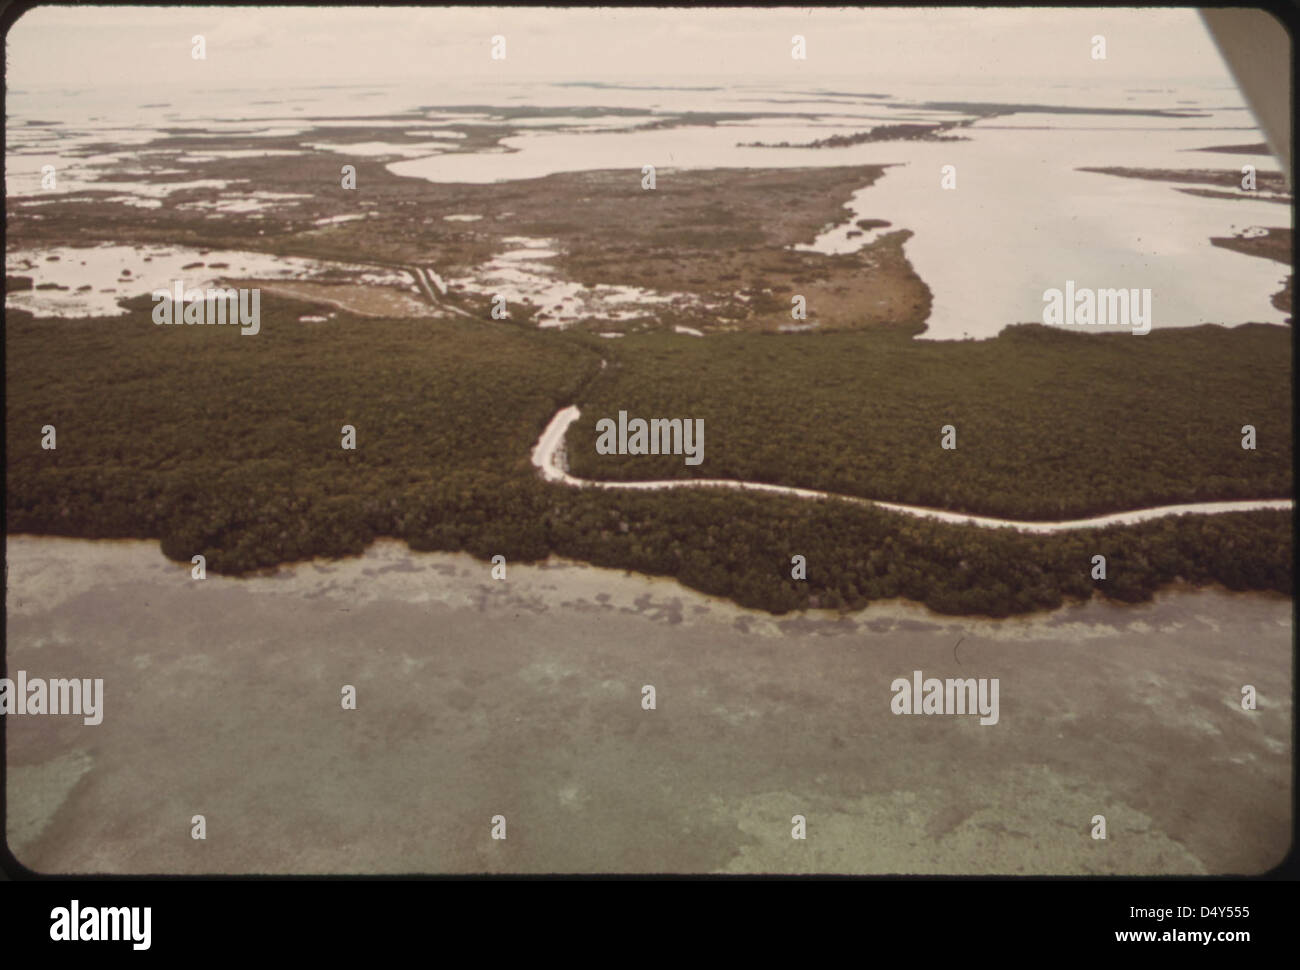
[{"x1": 6, "y1": 76, "x2": 1291, "y2": 338}]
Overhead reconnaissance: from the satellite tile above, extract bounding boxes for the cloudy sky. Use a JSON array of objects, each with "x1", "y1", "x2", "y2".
[{"x1": 8, "y1": 6, "x2": 1237, "y2": 89}]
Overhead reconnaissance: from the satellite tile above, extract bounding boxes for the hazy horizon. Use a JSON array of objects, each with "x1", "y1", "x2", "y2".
[{"x1": 7, "y1": 6, "x2": 1240, "y2": 89}]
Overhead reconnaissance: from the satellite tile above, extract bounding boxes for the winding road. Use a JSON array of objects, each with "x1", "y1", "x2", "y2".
[{"x1": 530, "y1": 405, "x2": 1293, "y2": 533}]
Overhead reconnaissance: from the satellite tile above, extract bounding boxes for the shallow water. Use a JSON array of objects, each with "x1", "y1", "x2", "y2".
[
  {"x1": 5, "y1": 534, "x2": 1290, "y2": 874},
  {"x1": 392, "y1": 108, "x2": 1289, "y2": 339},
  {"x1": 809, "y1": 125, "x2": 1291, "y2": 338},
  {"x1": 446, "y1": 234, "x2": 704, "y2": 327},
  {"x1": 6, "y1": 243, "x2": 412, "y2": 318},
  {"x1": 5, "y1": 77, "x2": 1291, "y2": 338}
]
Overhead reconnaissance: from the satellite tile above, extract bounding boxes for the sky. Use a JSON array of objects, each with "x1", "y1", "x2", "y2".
[{"x1": 6, "y1": 6, "x2": 1240, "y2": 90}]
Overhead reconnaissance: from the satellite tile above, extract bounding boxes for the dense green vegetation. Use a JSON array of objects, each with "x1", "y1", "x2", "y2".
[
  {"x1": 5, "y1": 300, "x2": 1292, "y2": 616},
  {"x1": 546, "y1": 488, "x2": 1291, "y2": 616},
  {"x1": 5, "y1": 297, "x2": 597, "y2": 569},
  {"x1": 566, "y1": 323, "x2": 1292, "y2": 519}
]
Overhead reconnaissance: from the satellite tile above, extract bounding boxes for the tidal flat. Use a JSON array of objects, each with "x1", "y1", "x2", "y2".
[{"x1": 5, "y1": 536, "x2": 1291, "y2": 875}]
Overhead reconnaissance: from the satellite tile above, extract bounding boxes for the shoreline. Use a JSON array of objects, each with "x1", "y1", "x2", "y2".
[
  {"x1": 7, "y1": 528, "x2": 1292, "y2": 621},
  {"x1": 6, "y1": 534, "x2": 1291, "y2": 875}
]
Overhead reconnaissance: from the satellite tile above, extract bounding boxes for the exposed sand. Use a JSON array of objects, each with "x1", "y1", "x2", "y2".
[{"x1": 5, "y1": 535, "x2": 1291, "y2": 874}]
